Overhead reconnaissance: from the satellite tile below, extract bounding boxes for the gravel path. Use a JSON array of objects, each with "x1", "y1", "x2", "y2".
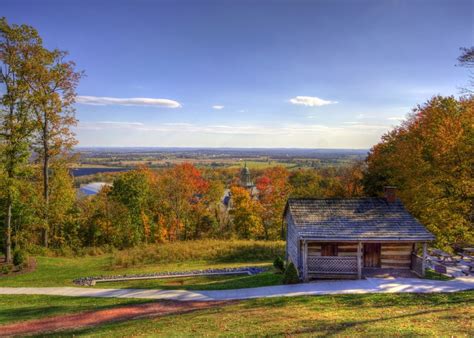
[{"x1": 0, "y1": 276, "x2": 473, "y2": 301}]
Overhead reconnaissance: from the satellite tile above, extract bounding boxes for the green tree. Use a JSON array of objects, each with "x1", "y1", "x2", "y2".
[{"x1": 0, "y1": 18, "x2": 38, "y2": 262}]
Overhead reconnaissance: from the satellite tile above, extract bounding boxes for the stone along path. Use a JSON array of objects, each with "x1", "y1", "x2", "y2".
[{"x1": 0, "y1": 276, "x2": 473, "y2": 301}]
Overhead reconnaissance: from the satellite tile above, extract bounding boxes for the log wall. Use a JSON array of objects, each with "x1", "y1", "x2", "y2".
[
  {"x1": 304, "y1": 242, "x2": 414, "y2": 269},
  {"x1": 380, "y1": 243, "x2": 414, "y2": 269},
  {"x1": 306, "y1": 242, "x2": 358, "y2": 257},
  {"x1": 285, "y1": 213, "x2": 300, "y2": 271}
]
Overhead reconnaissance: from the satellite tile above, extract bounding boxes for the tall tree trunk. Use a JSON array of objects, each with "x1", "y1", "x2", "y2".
[
  {"x1": 4, "y1": 196, "x2": 12, "y2": 263},
  {"x1": 41, "y1": 116, "x2": 49, "y2": 248}
]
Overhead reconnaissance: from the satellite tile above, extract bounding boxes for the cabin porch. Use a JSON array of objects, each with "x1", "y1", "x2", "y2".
[{"x1": 299, "y1": 240, "x2": 427, "y2": 281}]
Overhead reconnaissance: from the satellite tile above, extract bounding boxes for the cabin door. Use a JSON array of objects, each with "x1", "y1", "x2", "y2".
[{"x1": 364, "y1": 243, "x2": 381, "y2": 268}]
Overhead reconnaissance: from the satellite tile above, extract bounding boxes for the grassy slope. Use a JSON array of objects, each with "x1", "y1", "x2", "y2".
[
  {"x1": 24, "y1": 291, "x2": 472, "y2": 337},
  {"x1": 0, "y1": 240, "x2": 284, "y2": 289},
  {"x1": 0, "y1": 255, "x2": 278, "y2": 289}
]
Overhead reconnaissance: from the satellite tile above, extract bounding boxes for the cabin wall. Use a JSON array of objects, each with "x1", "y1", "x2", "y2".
[
  {"x1": 380, "y1": 243, "x2": 413, "y2": 269},
  {"x1": 306, "y1": 242, "x2": 358, "y2": 257},
  {"x1": 285, "y1": 213, "x2": 299, "y2": 270},
  {"x1": 304, "y1": 241, "x2": 414, "y2": 269}
]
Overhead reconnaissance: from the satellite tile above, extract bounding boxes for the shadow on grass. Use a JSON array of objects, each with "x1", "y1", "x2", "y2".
[
  {"x1": 239, "y1": 290, "x2": 474, "y2": 310},
  {"x1": 289, "y1": 308, "x2": 458, "y2": 336}
]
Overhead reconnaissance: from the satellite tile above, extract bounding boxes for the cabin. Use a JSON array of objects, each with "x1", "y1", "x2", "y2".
[{"x1": 284, "y1": 187, "x2": 435, "y2": 281}]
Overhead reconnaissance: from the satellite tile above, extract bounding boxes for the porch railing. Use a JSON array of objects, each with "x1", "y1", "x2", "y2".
[{"x1": 307, "y1": 255, "x2": 358, "y2": 275}]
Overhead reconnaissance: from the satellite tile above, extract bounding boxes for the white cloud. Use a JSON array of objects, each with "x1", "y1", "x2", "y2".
[
  {"x1": 76, "y1": 96, "x2": 182, "y2": 108},
  {"x1": 387, "y1": 116, "x2": 406, "y2": 121},
  {"x1": 289, "y1": 96, "x2": 337, "y2": 107},
  {"x1": 212, "y1": 105, "x2": 224, "y2": 110}
]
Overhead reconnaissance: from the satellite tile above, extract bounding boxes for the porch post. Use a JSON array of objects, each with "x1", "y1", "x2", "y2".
[
  {"x1": 357, "y1": 241, "x2": 362, "y2": 279},
  {"x1": 422, "y1": 242, "x2": 427, "y2": 277},
  {"x1": 303, "y1": 240, "x2": 308, "y2": 282}
]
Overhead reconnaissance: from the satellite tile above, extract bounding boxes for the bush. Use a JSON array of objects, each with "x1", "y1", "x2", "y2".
[
  {"x1": 273, "y1": 256, "x2": 285, "y2": 272},
  {"x1": 1, "y1": 264, "x2": 13, "y2": 274},
  {"x1": 282, "y1": 262, "x2": 299, "y2": 284},
  {"x1": 13, "y1": 249, "x2": 27, "y2": 268}
]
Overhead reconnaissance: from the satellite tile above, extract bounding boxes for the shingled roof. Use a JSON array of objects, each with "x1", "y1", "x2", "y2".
[{"x1": 285, "y1": 198, "x2": 434, "y2": 241}]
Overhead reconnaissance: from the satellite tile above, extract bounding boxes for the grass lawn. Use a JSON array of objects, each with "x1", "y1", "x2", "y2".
[
  {"x1": 93, "y1": 270, "x2": 282, "y2": 290},
  {"x1": 11, "y1": 291, "x2": 470, "y2": 337},
  {"x1": 0, "y1": 255, "x2": 277, "y2": 289},
  {"x1": 0, "y1": 295, "x2": 152, "y2": 325},
  {"x1": 0, "y1": 240, "x2": 284, "y2": 289}
]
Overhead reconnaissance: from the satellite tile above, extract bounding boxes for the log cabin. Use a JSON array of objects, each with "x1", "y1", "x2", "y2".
[{"x1": 284, "y1": 187, "x2": 435, "y2": 281}]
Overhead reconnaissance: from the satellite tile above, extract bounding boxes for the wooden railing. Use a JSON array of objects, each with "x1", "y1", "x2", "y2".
[{"x1": 307, "y1": 255, "x2": 358, "y2": 275}]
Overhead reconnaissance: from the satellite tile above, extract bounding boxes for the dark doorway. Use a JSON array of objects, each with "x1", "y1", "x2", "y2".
[
  {"x1": 321, "y1": 243, "x2": 338, "y2": 256},
  {"x1": 364, "y1": 243, "x2": 381, "y2": 267}
]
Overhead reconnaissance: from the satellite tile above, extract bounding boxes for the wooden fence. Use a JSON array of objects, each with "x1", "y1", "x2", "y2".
[{"x1": 308, "y1": 255, "x2": 358, "y2": 275}]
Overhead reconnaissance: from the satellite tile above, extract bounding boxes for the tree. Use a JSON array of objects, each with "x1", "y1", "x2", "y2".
[
  {"x1": 229, "y1": 186, "x2": 264, "y2": 239},
  {"x1": 153, "y1": 163, "x2": 209, "y2": 240},
  {"x1": 25, "y1": 39, "x2": 82, "y2": 247},
  {"x1": 458, "y1": 47, "x2": 474, "y2": 92},
  {"x1": 0, "y1": 18, "x2": 38, "y2": 262},
  {"x1": 289, "y1": 169, "x2": 324, "y2": 198},
  {"x1": 255, "y1": 166, "x2": 291, "y2": 239},
  {"x1": 364, "y1": 96, "x2": 474, "y2": 250},
  {"x1": 109, "y1": 167, "x2": 152, "y2": 244}
]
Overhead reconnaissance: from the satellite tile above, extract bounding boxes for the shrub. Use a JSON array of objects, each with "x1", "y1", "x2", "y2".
[
  {"x1": 282, "y1": 262, "x2": 299, "y2": 284},
  {"x1": 1, "y1": 264, "x2": 13, "y2": 274},
  {"x1": 13, "y1": 249, "x2": 27, "y2": 268},
  {"x1": 273, "y1": 256, "x2": 285, "y2": 272}
]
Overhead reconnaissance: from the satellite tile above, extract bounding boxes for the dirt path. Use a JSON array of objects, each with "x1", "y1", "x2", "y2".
[{"x1": 0, "y1": 300, "x2": 230, "y2": 336}]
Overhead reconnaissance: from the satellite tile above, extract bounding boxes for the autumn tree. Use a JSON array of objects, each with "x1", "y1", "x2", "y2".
[
  {"x1": 229, "y1": 186, "x2": 264, "y2": 239},
  {"x1": 0, "y1": 18, "x2": 38, "y2": 262},
  {"x1": 25, "y1": 38, "x2": 82, "y2": 247},
  {"x1": 153, "y1": 163, "x2": 209, "y2": 240},
  {"x1": 255, "y1": 166, "x2": 291, "y2": 239},
  {"x1": 289, "y1": 169, "x2": 324, "y2": 198},
  {"x1": 42, "y1": 163, "x2": 76, "y2": 247},
  {"x1": 364, "y1": 96, "x2": 474, "y2": 250}
]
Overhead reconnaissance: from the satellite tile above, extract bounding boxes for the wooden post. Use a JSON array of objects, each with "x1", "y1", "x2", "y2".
[
  {"x1": 303, "y1": 240, "x2": 308, "y2": 282},
  {"x1": 422, "y1": 242, "x2": 427, "y2": 277},
  {"x1": 357, "y1": 242, "x2": 362, "y2": 279}
]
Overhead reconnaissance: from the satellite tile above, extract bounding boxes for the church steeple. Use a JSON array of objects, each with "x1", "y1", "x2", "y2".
[{"x1": 240, "y1": 162, "x2": 253, "y2": 188}]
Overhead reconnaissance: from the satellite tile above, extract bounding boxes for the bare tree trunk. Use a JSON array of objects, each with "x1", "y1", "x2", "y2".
[{"x1": 4, "y1": 197, "x2": 12, "y2": 263}]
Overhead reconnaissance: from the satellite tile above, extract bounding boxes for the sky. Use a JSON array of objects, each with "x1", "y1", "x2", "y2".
[{"x1": 3, "y1": 0, "x2": 473, "y2": 148}]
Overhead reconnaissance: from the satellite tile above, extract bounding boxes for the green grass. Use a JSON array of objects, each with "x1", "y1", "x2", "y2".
[
  {"x1": 93, "y1": 270, "x2": 282, "y2": 290},
  {"x1": 0, "y1": 255, "x2": 276, "y2": 289},
  {"x1": 0, "y1": 240, "x2": 284, "y2": 289},
  {"x1": 0, "y1": 295, "x2": 152, "y2": 325},
  {"x1": 424, "y1": 269, "x2": 454, "y2": 281},
  {"x1": 29, "y1": 291, "x2": 474, "y2": 337},
  {"x1": 111, "y1": 240, "x2": 284, "y2": 268}
]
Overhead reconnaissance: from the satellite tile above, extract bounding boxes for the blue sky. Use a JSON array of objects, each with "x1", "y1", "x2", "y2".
[{"x1": 4, "y1": 0, "x2": 473, "y2": 148}]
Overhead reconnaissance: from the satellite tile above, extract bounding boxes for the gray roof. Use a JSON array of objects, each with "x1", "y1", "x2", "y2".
[{"x1": 285, "y1": 198, "x2": 434, "y2": 241}]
